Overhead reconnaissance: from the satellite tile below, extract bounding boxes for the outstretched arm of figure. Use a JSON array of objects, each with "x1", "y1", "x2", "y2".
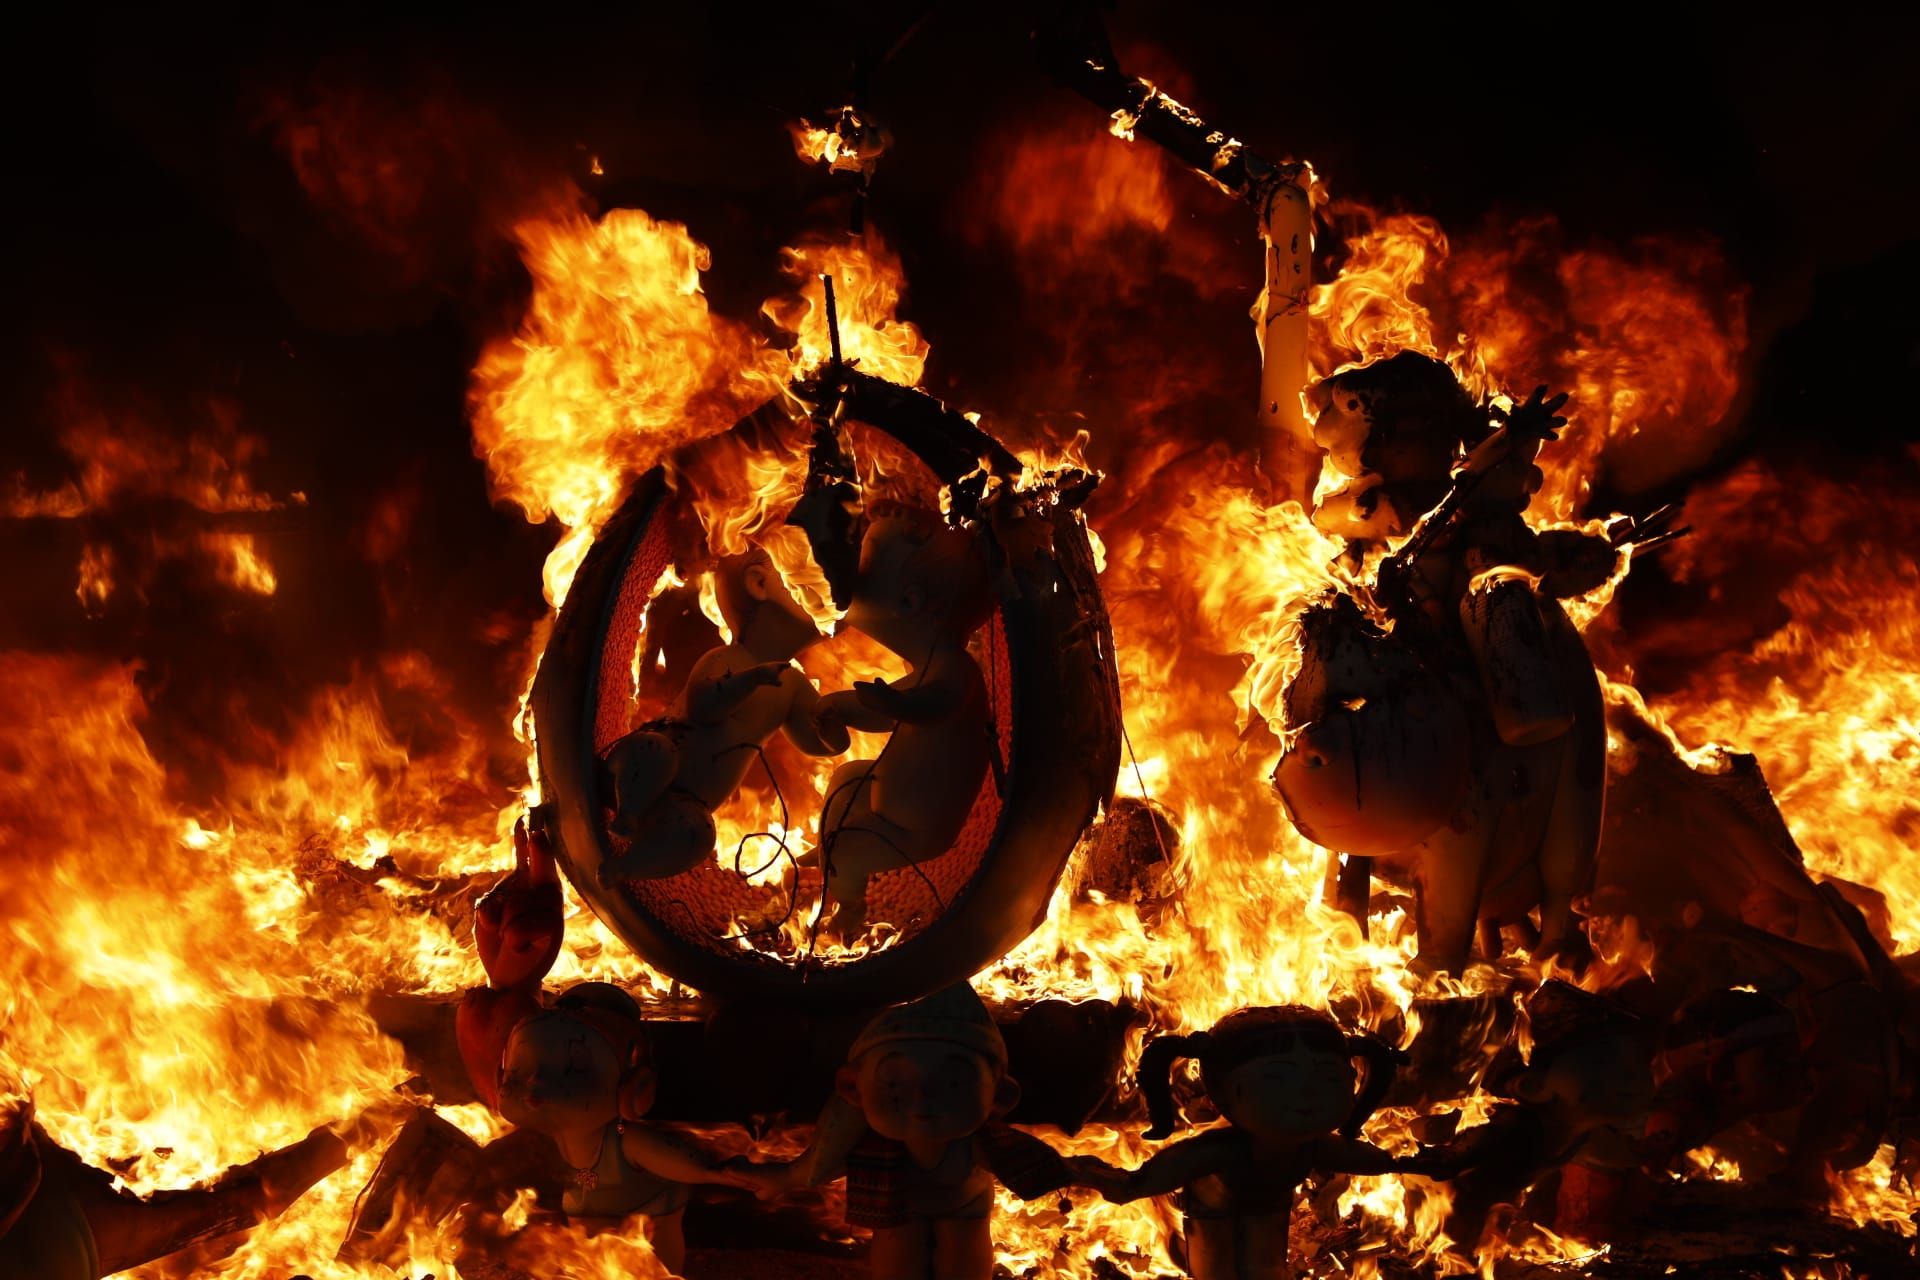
[
  {"x1": 620, "y1": 1124, "x2": 768, "y2": 1192},
  {"x1": 853, "y1": 655, "x2": 969, "y2": 725},
  {"x1": 731, "y1": 1094, "x2": 869, "y2": 1196},
  {"x1": 1066, "y1": 1132, "x2": 1235, "y2": 1204},
  {"x1": 818, "y1": 687, "x2": 899, "y2": 734},
  {"x1": 782, "y1": 676, "x2": 851, "y2": 757},
  {"x1": 683, "y1": 658, "x2": 791, "y2": 723}
]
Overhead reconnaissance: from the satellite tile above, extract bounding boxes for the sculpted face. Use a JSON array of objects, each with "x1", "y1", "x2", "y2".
[
  {"x1": 843, "y1": 513, "x2": 990, "y2": 657},
  {"x1": 1216, "y1": 1042, "x2": 1356, "y2": 1140},
  {"x1": 1529, "y1": 1033, "x2": 1654, "y2": 1128},
  {"x1": 497, "y1": 1014, "x2": 651, "y2": 1135},
  {"x1": 845, "y1": 525, "x2": 935, "y2": 656},
  {"x1": 846, "y1": 1039, "x2": 1001, "y2": 1145}
]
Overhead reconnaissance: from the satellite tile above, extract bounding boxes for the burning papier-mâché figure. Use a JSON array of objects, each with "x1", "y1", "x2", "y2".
[
  {"x1": 1422, "y1": 980, "x2": 1658, "y2": 1253},
  {"x1": 760, "y1": 983, "x2": 1073, "y2": 1280},
  {"x1": 1067, "y1": 1005, "x2": 1446, "y2": 1280},
  {"x1": 1276, "y1": 354, "x2": 1680, "y2": 973},
  {"x1": 598, "y1": 546, "x2": 849, "y2": 883},
  {"x1": 0, "y1": 1063, "x2": 402, "y2": 1280},
  {"x1": 812, "y1": 503, "x2": 997, "y2": 934},
  {"x1": 456, "y1": 817, "x2": 769, "y2": 1273}
]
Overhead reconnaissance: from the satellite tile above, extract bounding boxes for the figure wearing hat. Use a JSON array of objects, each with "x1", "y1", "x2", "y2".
[{"x1": 765, "y1": 984, "x2": 1073, "y2": 1280}]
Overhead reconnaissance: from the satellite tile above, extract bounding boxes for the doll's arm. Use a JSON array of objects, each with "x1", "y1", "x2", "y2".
[
  {"x1": 621, "y1": 1124, "x2": 765, "y2": 1192},
  {"x1": 853, "y1": 654, "x2": 968, "y2": 725},
  {"x1": 684, "y1": 659, "x2": 791, "y2": 722},
  {"x1": 1068, "y1": 1133, "x2": 1231, "y2": 1204},
  {"x1": 732, "y1": 1094, "x2": 868, "y2": 1195},
  {"x1": 818, "y1": 688, "x2": 899, "y2": 734},
  {"x1": 782, "y1": 677, "x2": 851, "y2": 757}
]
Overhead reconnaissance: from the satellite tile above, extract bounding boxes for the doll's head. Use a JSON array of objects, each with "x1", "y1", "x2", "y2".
[
  {"x1": 1140, "y1": 1006, "x2": 1402, "y2": 1142},
  {"x1": 1307, "y1": 352, "x2": 1485, "y2": 541},
  {"x1": 497, "y1": 983, "x2": 657, "y2": 1137},
  {"x1": 713, "y1": 546, "x2": 824, "y2": 662},
  {"x1": 1496, "y1": 983, "x2": 1654, "y2": 1133},
  {"x1": 843, "y1": 504, "x2": 993, "y2": 659},
  {"x1": 837, "y1": 983, "x2": 1019, "y2": 1146}
]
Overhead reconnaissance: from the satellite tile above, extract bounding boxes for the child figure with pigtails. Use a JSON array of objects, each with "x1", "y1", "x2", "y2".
[{"x1": 1068, "y1": 1006, "x2": 1452, "y2": 1280}]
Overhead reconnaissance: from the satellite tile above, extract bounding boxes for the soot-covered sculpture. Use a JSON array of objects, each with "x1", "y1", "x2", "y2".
[
  {"x1": 455, "y1": 817, "x2": 767, "y2": 1273},
  {"x1": 531, "y1": 370, "x2": 1121, "y2": 1011},
  {"x1": 1275, "y1": 355, "x2": 1677, "y2": 972},
  {"x1": 1068, "y1": 1006, "x2": 1446, "y2": 1280},
  {"x1": 765, "y1": 983, "x2": 1074, "y2": 1280}
]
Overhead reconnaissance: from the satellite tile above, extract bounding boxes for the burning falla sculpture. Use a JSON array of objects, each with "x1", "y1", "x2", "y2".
[
  {"x1": 598, "y1": 547, "x2": 848, "y2": 883},
  {"x1": 1420, "y1": 981, "x2": 1663, "y2": 1251},
  {"x1": 456, "y1": 817, "x2": 766, "y2": 1273},
  {"x1": 769, "y1": 983, "x2": 1074, "y2": 1280},
  {"x1": 1275, "y1": 354, "x2": 1676, "y2": 972},
  {"x1": 0, "y1": 1074, "x2": 399, "y2": 1280},
  {"x1": 1068, "y1": 1007, "x2": 1444, "y2": 1280}
]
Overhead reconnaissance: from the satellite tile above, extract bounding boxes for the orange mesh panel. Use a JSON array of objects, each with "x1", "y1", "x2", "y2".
[{"x1": 595, "y1": 516, "x2": 672, "y2": 755}]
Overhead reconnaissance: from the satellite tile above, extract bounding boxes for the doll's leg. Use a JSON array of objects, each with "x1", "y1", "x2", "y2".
[
  {"x1": 1183, "y1": 1214, "x2": 1238, "y2": 1280},
  {"x1": 930, "y1": 1213, "x2": 994, "y2": 1280},
  {"x1": 869, "y1": 1220, "x2": 935, "y2": 1279},
  {"x1": 600, "y1": 791, "x2": 717, "y2": 882},
  {"x1": 604, "y1": 731, "x2": 681, "y2": 839},
  {"x1": 645, "y1": 1208, "x2": 687, "y2": 1276},
  {"x1": 1410, "y1": 818, "x2": 1494, "y2": 976},
  {"x1": 821, "y1": 758, "x2": 877, "y2": 834},
  {"x1": 1532, "y1": 614, "x2": 1605, "y2": 965}
]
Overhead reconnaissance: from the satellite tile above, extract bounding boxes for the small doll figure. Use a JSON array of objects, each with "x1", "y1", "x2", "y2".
[
  {"x1": 771, "y1": 984, "x2": 1072, "y2": 1280},
  {"x1": 600, "y1": 546, "x2": 849, "y2": 882},
  {"x1": 1427, "y1": 981, "x2": 1657, "y2": 1254},
  {"x1": 456, "y1": 816, "x2": 765, "y2": 1274},
  {"x1": 1067, "y1": 1006, "x2": 1430, "y2": 1280},
  {"x1": 814, "y1": 504, "x2": 997, "y2": 931},
  {"x1": 494, "y1": 984, "x2": 767, "y2": 1273}
]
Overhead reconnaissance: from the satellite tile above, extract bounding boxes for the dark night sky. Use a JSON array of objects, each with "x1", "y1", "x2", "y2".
[{"x1": 2, "y1": 4, "x2": 1916, "y2": 797}]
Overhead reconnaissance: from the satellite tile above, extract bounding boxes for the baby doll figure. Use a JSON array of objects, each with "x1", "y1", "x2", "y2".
[
  {"x1": 1068, "y1": 1006, "x2": 1430, "y2": 1280},
  {"x1": 814, "y1": 505, "x2": 997, "y2": 932},
  {"x1": 767, "y1": 984, "x2": 1071, "y2": 1280},
  {"x1": 600, "y1": 546, "x2": 849, "y2": 882}
]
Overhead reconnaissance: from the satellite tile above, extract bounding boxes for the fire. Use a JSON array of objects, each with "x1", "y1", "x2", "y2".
[{"x1": 5, "y1": 48, "x2": 1916, "y2": 1280}]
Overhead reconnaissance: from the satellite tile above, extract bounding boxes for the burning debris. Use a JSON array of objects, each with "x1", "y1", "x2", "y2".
[{"x1": 2, "y1": 10, "x2": 1917, "y2": 1280}]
